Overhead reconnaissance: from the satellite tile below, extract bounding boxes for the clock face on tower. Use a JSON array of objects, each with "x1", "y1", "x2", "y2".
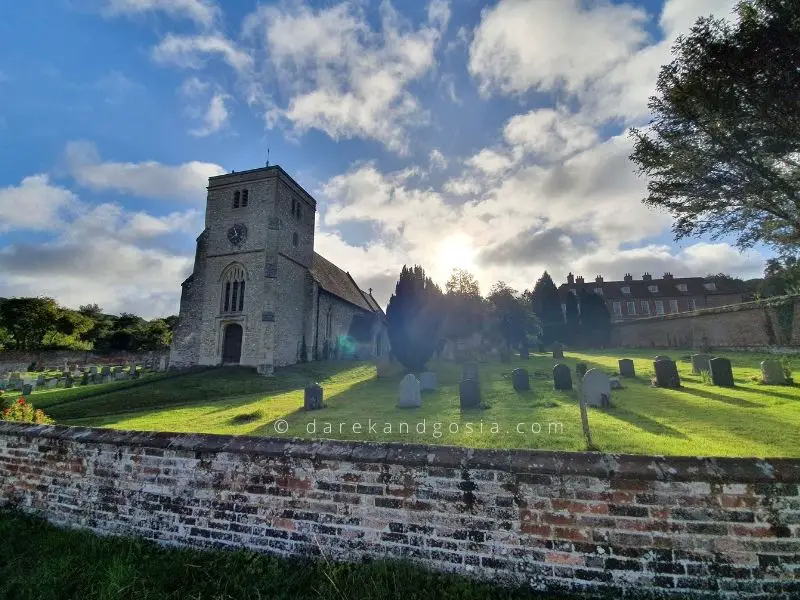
[{"x1": 227, "y1": 223, "x2": 248, "y2": 246}]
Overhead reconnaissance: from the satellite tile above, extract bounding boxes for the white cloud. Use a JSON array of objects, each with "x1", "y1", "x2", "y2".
[
  {"x1": 180, "y1": 76, "x2": 210, "y2": 98},
  {"x1": 503, "y1": 107, "x2": 599, "y2": 160},
  {"x1": 102, "y1": 0, "x2": 220, "y2": 27},
  {"x1": 189, "y1": 93, "x2": 230, "y2": 137},
  {"x1": 63, "y1": 140, "x2": 225, "y2": 202},
  {"x1": 152, "y1": 34, "x2": 253, "y2": 73},
  {"x1": 465, "y1": 148, "x2": 515, "y2": 175},
  {"x1": 243, "y1": 1, "x2": 443, "y2": 152},
  {"x1": 0, "y1": 175, "x2": 78, "y2": 232},
  {"x1": 427, "y1": 0, "x2": 451, "y2": 32},
  {"x1": 429, "y1": 148, "x2": 448, "y2": 170},
  {"x1": 469, "y1": 0, "x2": 649, "y2": 96}
]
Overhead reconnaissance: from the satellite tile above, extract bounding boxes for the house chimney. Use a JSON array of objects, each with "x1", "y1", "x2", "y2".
[
  {"x1": 623, "y1": 273, "x2": 633, "y2": 282},
  {"x1": 642, "y1": 272, "x2": 652, "y2": 281},
  {"x1": 663, "y1": 272, "x2": 673, "y2": 280},
  {"x1": 576, "y1": 275, "x2": 585, "y2": 284},
  {"x1": 595, "y1": 275, "x2": 604, "y2": 283},
  {"x1": 567, "y1": 272, "x2": 575, "y2": 285}
]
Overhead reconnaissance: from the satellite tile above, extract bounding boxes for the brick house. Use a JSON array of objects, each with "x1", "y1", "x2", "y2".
[{"x1": 557, "y1": 272, "x2": 743, "y2": 322}]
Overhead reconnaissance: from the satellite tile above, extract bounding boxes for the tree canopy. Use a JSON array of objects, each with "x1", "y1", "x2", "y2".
[
  {"x1": 486, "y1": 282, "x2": 542, "y2": 352},
  {"x1": 629, "y1": 0, "x2": 800, "y2": 253},
  {"x1": 531, "y1": 271, "x2": 564, "y2": 344}
]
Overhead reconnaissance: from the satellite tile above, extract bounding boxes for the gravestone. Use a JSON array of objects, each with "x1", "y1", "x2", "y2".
[
  {"x1": 81, "y1": 372, "x2": 89, "y2": 386},
  {"x1": 462, "y1": 362, "x2": 479, "y2": 382},
  {"x1": 36, "y1": 375, "x2": 45, "y2": 389},
  {"x1": 22, "y1": 384, "x2": 33, "y2": 395},
  {"x1": 691, "y1": 354, "x2": 713, "y2": 375},
  {"x1": 101, "y1": 366, "x2": 111, "y2": 376},
  {"x1": 609, "y1": 377, "x2": 623, "y2": 390},
  {"x1": 89, "y1": 366, "x2": 98, "y2": 375},
  {"x1": 459, "y1": 379, "x2": 481, "y2": 409},
  {"x1": 65, "y1": 374, "x2": 74, "y2": 389},
  {"x1": 420, "y1": 372, "x2": 438, "y2": 392},
  {"x1": 520, "y1": 346, "x2": 530, "y2": 360},
  {"x1": 115, "y1": 371, "x2": 129, "y2": 381},
  {"x1": 618, "y1": 359, "x2": 636, "y2": 378},
  {"x1": 582, "y1": 369, "x2": 612, "y2": 408},
  {"x1": 158, "y1": 356, "x2": 168, "y2": 372},
  {"x1": 709, "y1": 357, "x2": 734, "y2": 387},
  {"x1": 552, "y1": 343, "x2": 564, "y2": 360},
  {"x1": 575, "y1": 363, "x2": 588, "y2": 378},
  {"x1": 653, "y1": 360, "x2": 681, "y2": 388},
  {"x1": 511, "y1": 368, "x2": 530, "y2": 391},
  {"x1": 398, "y1": 374, "x2": 421, "y2": 408},
  {"x1": 45, "y1": 378, "x2": 57, "y2": 389},
  {"x1": 101, "y1": 375, "x2": 112, "y2": 384},
  {"x1": 761, "y1": 360, "x2": 786, "y2": 385},
  {"x1": 655, "y1": 355, "x2": 672, "y2": 362},
  {"x1": 304, "y1": 383, "x2": 324, "y2": 410},
  {"x1": 553, "y1": 364, "x2": 572, "y2": 391}
]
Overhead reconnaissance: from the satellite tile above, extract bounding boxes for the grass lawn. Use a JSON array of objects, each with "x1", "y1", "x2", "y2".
[
  {"x1": 0, "y1": 511, "x2": 553, "y2": 600},
  {"x1": 23, "y1": 348, "x2": 800, "y2": 458}
]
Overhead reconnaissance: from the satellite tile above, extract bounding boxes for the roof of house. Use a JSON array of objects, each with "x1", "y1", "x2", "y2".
[
  {"x1": 558, "y1": 276, "x2": 741, "y2": 301},
  {"x1": 311, "y1": 252, "x2": 383, "y2": 314}
]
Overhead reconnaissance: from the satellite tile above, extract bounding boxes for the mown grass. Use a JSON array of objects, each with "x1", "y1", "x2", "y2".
[
  {"x1": 21, "y1": 348, "x2": 800, "y2": 457},
  {"x1": 0, "y1": 511, "x2": 555, "y2": 600}
]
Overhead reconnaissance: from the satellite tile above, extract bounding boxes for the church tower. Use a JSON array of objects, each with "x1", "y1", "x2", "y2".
[{"x1": 169, "y1": 166, "x2": 316, "y2": 375}]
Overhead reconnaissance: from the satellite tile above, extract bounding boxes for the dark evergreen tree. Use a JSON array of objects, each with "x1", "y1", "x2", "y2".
[
  {"x1": 386, "y1": 265, "x2": 444, "y2": 371},
  {"x1": 531, "y1": 271, "x2": 564, "y2": 344},
  {"x1": 578, "y1": 290, "x2": 611, "y2": 347},
  {"x1": 564, "y1": 291, "x2": 580, "y2": 344}
]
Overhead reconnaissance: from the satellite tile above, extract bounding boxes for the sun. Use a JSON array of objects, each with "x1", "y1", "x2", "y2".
[{"x1": 437, "y1": 233, "x2": 477, "y2": 273}]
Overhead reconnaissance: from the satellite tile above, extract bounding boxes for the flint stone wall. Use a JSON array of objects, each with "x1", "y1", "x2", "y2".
[{"x1": 1, "y1": 422, "x2": 799, "y2": 598}]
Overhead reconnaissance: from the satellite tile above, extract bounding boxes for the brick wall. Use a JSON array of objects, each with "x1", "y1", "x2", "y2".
[
  {"x1": 611, "y1": 295, "x2": 800, "y2": 350},
  {"x1": 1, "y1": 423, "x2": 799, "y2": 598}
]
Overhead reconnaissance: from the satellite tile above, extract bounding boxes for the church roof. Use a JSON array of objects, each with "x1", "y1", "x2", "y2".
[{"x1": 311, "y1": 253, "x2": 381, "y2": 314}]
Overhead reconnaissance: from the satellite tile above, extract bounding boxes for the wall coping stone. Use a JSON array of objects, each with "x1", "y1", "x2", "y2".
[{"x1": 2, "y1": 422, "x2": 798, "y2": 483}]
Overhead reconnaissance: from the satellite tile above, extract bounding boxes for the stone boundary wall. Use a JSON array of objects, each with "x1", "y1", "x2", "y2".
[
  {"x1": 1, "y1": 423, "x2": 799, "y2": 599},
  {"x1": 0, "y1": 350, "x2": 169, "y2": 373},
  {"x1": 610, "y1": 295, "x2": 800, "y2": 350}
]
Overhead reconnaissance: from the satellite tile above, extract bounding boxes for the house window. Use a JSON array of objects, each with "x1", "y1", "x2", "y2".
[
  {"x1": 221, "y1": 264, "x2": 246, "y2": 313},
  {"x1": 640, "y1": 301, "x2": 650, "y2": 315},
  {"x1": 594, "y1": 287, "x2": 604, "y2": 295},
  {"x1": 704, "y1": 282, "x2": 717, "y2": 291},
  {"x1": 241, "y1": 189, "x2": 249, "y2": 207},
  {"x1": 613, "y1": 302, "x2": 622, "y2": 316},
  {"x1": 621, "y1": 286, "x2": 631, "y2": 295},
  {"x1": 292, "y1": 232, "x2": 299, "y2": 247},
  {"x1": 670, "y1": 299, "x2": 679, "y2": 313},
  {"x1": 648, "y1": 285, "x2": 659, "y2": 293},
  {"x1": 570, "y1": 289, "x2": 577, "y2": 295},
  {"x1": 627, "y1": 301, "x2": 636, "y2": 315},
  {"x1": 655, "y1": 300, "x2": 664, "y2": 315},
  {"x1": 233, "y1": 190, "x2": 240, "y2": 209},
  {"x1": 677, "y1": 283, "x2": 688, "y2": 292},
  {"x1": 689, "y1": 298, "x2": 697, "y2": 311}
]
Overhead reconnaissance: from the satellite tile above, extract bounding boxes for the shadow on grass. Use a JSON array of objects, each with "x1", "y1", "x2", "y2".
[
  {"x1": 604, "y1": 406, "x2": 689, "y2": 439},
  {"x1": 678, "y1": 386, "x2": 760, "y2": 408},
  {"x1": 737, "y1": 385, "x2": 800, "y2": 402}
]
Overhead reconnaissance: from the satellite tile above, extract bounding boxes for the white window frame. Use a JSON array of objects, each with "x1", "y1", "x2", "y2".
[
  {"x1": 688, "y1": 298, "x2": 697, "y2": 311},
  {"x1": 703, "y1": 282, "x2": 717, "y2": 291},
  {"x1": 669, "y1": 299, "x2": 679, "y2": 313},
  {"x1": 621, "y1": 286, "x2": 631, "y2": 295},
  {"x1": 648, "y1": 285, "x2": 659, "y2": 293},
  {"x1": 676, "y1": 283, "x2": 688, "y2": 292},
  {"x1": 613, "y1": 301, "x2": 622, "y2": 316},
  {"x1": 655, "y1": 300, "x2": 665, "y2": 315},
  {"x1": 594, "y1": 287, "x2": 604, "y2": 295},
  {"x1": 640, "y1": 301, "x2": 650, "y2": 315},
  {"x1": 627, "y1": 301, "x2": 636, "y2": 315}
]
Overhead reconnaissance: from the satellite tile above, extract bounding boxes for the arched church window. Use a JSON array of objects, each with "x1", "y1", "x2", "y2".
[
  {"x1": 292, "y1": 232, "x2": 299, "y2": 247},
  {"x1": 221, "y1": 264, "x2": 247, "y2": 313},
  {"x1": 233, "y1": 190, "x2": 240, "y2": 209},
  {"x1": 241, "y1": 189, "x2": 249, "y2": 207}
]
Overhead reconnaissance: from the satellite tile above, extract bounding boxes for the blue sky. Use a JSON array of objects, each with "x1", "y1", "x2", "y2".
[{"x1": 0, "y1": 0, "x2": 766, "y2": 318}]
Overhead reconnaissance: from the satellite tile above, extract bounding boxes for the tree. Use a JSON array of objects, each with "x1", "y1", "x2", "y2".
[
  {"x1": 0, "y1": 298, "x2": 61, "y2": 351},
  {"x1": 386, "y1": 265, "x2": 444, "y2": 371},
  {"x1": 578, "y1": 290, "x2": 611, "y2": 347},
  {"x1": 138, "y1": 319, "x2": 173, "y2": 351},
  {"x1": 629, "y1": 0, "x2": 800, "y2": 253},
  {"x1": 564, "y1": 291, "x2": 580, "y2": 343},
  {"x1": 441, "y1": 268, "x2": 485, "y2": 341},
  {"x1": 760, "y1": 257, "x2": 800, "y2": 296},
  {"x1": 486, "y1": 282, "x2": 542, "y2": 352},
  {"x1": 531, "y1": 272, "x2": 564, "y2": 344}
]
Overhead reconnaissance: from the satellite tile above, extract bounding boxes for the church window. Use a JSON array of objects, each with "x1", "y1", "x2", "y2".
[
  {"x1": 233, "y1": 190, "x2": 240, "y2": 208},
  {"x1": 292, "y1": 232, "x2": 299, "y2": 247},
  {"x1": 297, "y1": 204, "x2": 302, "y2": 220},
  {"x1": 291, "y1": 198, "x2": 296, "y2": 214},
  {"x1": 241, "y1": 189, "x2": 249, "y2": 207},
  {"x1": 221, "y1": 264, "x2": 247, "y2": 313}
]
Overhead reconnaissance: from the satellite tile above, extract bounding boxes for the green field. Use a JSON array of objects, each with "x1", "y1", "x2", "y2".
[{"x1": 16, "y1": 348, "x2": 800, "y2": 458}]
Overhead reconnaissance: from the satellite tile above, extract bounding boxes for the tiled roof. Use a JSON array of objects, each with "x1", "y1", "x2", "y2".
[
  {"x1": 557, "y1": 277, "x2": 741, "y2": 301},
  {"x1": 311, "y1": 253, "x2": 380, "y2": 313}
]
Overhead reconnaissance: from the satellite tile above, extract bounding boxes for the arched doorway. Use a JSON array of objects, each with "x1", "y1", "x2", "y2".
[{"x1": 222, "y1": 323, "x2": 243, "y2": 364}]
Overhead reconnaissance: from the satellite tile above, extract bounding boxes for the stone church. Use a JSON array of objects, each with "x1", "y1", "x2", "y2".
[{"x1": 169, "y1": 165, "x2": 389, "y2": 375}]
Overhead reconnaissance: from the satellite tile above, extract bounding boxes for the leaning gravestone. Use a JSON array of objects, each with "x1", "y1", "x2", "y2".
[
  {"x1": 709, "y1": 357, "x2": 734, "y2": 387},
  {"x1": 618, "y1": 359, "x2": 636, "y2": 378},
  {"x1": 512, "y1": 368, "x2": 530, "y2": 391},
  {"x1": 552, "y1": 343, "x2": 564, "y2": 360},
  {"x1": 653, "y1": 360, "x2": 681, "y2": 388},
  {"x1": 420, "y1": 372, "x2": 437, "y2": 392},
  {"x1": 22, "y1": 384, "x2": 33, "y2": 395},
  {"x1": 304, "y1": 383, "x2": 324, "y2": 410},
  {"x1": 459, "y1": 379, "x2": 481, "y2": 409},
  {"x1": 691, "y1": 354, "x2": 713, "y2": 375},
  {"x1": 398, "y1": 374, "x2": 422, "y2": 408},
  {"x1": 761, "y1": 360, "x2": 786, "y2": 385},
  {"x1": 582, "y1": 369, "x2": 612, "y2": 408},
  {"x1": 575, "y1": 363, "x2": 588, "y2": 378},
  {"x1": 553, "y1": 364, "x2": 573, "y2": 391},
  {"x1": 462, "y1": 362, "x2": 479, "y2": 382},
  {"x1": 655, "y1": 355, "x2": 672, "y2": 362},
  {"x1": 81, "y1": 372, "x2": 89, "y2": 386}
]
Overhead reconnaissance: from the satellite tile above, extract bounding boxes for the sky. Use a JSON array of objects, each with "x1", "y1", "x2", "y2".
[{"x1": 0, "y1": 0, "x2": 769, "y2": 319}]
